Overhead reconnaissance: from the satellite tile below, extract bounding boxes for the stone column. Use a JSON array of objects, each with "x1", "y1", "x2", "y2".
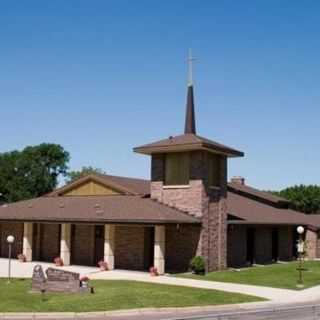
[
  {"x1": 23, "y1": 222, "x2": 33, "y2": 262},
  {"x1": 154, "y1": 225, "x2": 165, "y2": 275},
  {"x1": 104, "y1": 224, "x2": 115, "y2": 270},
  {"x1": 60, "y1": 224, "x2": 71, "y2": 266}
]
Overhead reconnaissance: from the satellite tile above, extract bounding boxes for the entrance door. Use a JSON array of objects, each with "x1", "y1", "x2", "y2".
[
  {"x1": 246, "y1": 228, "x2": 255, "y2": 265},
  {"x1": 144, "y1": 227, "x2": 154, "y2": 270},
  {"x1": 94, "y1": 225, "x2": 104, "y2": 265},
  {"x1": 272, "y1": 228, "x2": 279, "y2": 262}
]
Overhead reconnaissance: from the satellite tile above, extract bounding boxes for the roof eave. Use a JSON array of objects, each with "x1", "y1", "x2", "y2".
[{"x1": 134, "y1": 143, "x2": 244, "y2": 157}]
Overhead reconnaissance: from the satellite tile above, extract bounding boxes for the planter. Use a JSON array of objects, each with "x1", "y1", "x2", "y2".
[
  {"x1": 98, "y1": 261, "x2": 108, "y2": 271},
  {"x1": 53, "y1": 257, "x2": 64, "y2": 267},
  {"x1": 17, "y1": 254, "x2": 26, "y2": 263},
  {"x1": 149, "y1": 267, "x2": 159, "y2": 277}
]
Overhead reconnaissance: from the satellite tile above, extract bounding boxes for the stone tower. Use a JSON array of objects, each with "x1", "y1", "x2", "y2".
[{"x1": 134, "y1": 74, "x2": 243, "y2": 272}]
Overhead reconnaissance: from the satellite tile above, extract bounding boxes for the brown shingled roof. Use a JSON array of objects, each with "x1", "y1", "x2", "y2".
[
  {"x1": 228, "y1": 182, "x2": 289, "y2": 208},
  {"x1": 305, "y1": 214, "x2": 320, "y2": 229},
  {"x1": 0, "y1": 195, "x2": 200, "y2": 224},
  {"x1": 134, "y1": 133, "x2": 244, "y2": 157},
  {"x1": 227, "y1": 191, "x2": 309, "y2": 226},
  {"x1": 49, "y1": 174, "x2": 150, "y2": 197}
]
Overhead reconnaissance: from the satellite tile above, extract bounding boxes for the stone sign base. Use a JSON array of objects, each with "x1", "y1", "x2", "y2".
[{"x1": 31, "y1": 265, "x2": 93, "y2": 294}]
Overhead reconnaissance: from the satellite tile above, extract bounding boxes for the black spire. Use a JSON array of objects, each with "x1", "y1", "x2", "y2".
[{"x1": 184, "y1": 84, "x2": 196, "y2": 134}]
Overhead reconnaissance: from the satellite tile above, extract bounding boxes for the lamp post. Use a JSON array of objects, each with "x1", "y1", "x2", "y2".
[
  {"x1": 296, "y1": 226, "x2": 305, "y2": 288},
  {"x1": 7, "y1": 235, "x2": 15, "y2": 283}
]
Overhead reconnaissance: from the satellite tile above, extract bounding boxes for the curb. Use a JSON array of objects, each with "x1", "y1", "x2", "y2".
[{"x1": 0, "y1": 302, "x2": 267, "y2": 319}]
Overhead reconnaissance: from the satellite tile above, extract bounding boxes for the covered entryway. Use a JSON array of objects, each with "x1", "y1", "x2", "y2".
[
  {"x1": 32, "y1": 223, "x2": 60, "y2": 262},
  {"x1": 94, "y1": 225, "x2": 105, "y2": 265},
  {"x1": 272, "y1": 227, "x2": 279, "y2": 262},
  {"x1": 0, "y1": 222, "x2": 23, "y2": 259},
  {"x1": 143, "y1": 227, "x2": 154, "y2": 270},
  {"x1": 246, "y1": 227, "x2": 255, "y2": 265}
]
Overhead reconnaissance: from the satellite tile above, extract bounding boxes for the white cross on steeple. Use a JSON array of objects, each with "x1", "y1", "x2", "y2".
[{"x1": 187, "y1": 48, "x2": 196, "y2": 87}]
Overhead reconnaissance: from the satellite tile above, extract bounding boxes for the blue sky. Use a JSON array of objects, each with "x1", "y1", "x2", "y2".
[{"x1": 0, "y1": 1, "x2": 319, "y2": 190}]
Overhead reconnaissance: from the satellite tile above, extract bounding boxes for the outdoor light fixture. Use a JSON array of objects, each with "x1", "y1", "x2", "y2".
[
  {"x1": 296, "y1": 226, "x2": 305, "y2": 288},
  {"x1": 297, "y1": 226, "x2": 305, "y2": 235},
  {"x1": 7, "y1": 235, "x2": 15, "y2": 283}
]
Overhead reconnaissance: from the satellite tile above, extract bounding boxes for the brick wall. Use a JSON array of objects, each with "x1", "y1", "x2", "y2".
[
  {"x1": 166, "y1": 224, "x2": 201, "y2": 272},
  {"x1": 0, "y1": 222, "x2": 23, "y2": 259},
  {"x1": 115, "y1": 225, "x2": 145, "y2": 270},
  {"x1": 255, "y1": 227, "x2": 272, "y2": 264},
  {"x1": 71, "y1": 224, "x2": 95, "y2": 266},
  {"x1": 278, "y1": 226, "x2": 294, "y2": 261},
  {"x1": 151, "y1": 151, "x2": 227, "y2": 272},
  {"x1": 305, "y1": 229, "x2": 318, "y2": 259},
  {"x1": 39, "y1": 223, "x2": 60, "y2": 262},
  {"x1": 317, "y1": 232, "x2": 320, "y2": 258},
  {"x1": 227, "y1": 225, "x2": 247, "y2": 267}
]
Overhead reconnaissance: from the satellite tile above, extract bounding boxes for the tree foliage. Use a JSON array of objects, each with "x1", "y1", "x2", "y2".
[
  {"x1": 0, "y1": 144, "x2": 69, "y2": 203},
  {"x1": 66, "y1": 166, "x2": 106, "y2": 183},
  {"x1": 272, "y1": 185, "x2": 320, "y2": 214}
]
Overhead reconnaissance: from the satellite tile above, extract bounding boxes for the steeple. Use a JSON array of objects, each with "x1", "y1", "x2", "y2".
[{"x1": 184, "y1": 49, "x2": 196, "y2": 134}]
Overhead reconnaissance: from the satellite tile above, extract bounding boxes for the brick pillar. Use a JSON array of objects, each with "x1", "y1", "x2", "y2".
[
  {"x1": 154, "y1": 225, "x2": 165, "y2": 275},
  {"x1": 305, "y1": 229, "x2": 318, "y2": 259},
  {"x1": 60, "y1": 224, "x2": 71, "y2": 266},
  {"x1": 104, "y1": 224, "x2": 115, "y2": 270},
  {"x1": 23, "y1": 222, "x2": 33, "y2": 262}
]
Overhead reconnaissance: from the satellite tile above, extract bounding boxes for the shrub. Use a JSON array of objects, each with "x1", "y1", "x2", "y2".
[
  {"x1": 190, "y1": 256, "x2": 205, "y2": 275},
  {"x1": 80, "y1": 275, "x2": 90, "y2": 282}
]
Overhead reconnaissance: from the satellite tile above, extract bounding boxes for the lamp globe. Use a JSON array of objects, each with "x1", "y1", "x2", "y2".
[
  {"x1": 6, "y1": 235, "x2": 15, "y2": 244},
  {"x1": 297, "y1": 226, "x2": 305, "y2": 235}
]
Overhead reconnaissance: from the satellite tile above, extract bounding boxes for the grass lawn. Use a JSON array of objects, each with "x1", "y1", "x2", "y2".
[
  {"x1": 178, "y1": 261, "x2": 320, "y2": 290},
  {"x1": 0, "y1": 279, "x2": 263, "y2": 312}
]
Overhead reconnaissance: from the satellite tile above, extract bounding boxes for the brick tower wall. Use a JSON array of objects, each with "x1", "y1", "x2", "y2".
[{"x1": 151, "y1": 151, "x2": 227, "y2": 272}]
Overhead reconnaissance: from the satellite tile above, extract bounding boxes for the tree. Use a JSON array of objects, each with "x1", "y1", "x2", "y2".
[
  {"x1": 66, "y1": 166, "x2": 106, "y2": 183},
  {"x1": 0, "y1": 143, "x2": 69, "y2": 203},
  {"x1": 272, "y1": 185, "x2": 320, "y2": 214}
]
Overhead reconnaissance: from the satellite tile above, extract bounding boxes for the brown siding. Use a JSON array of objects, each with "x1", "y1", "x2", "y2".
[
  {"x1": 166, "y1": 225, "x2": 201, "y2": 272},
  {"x1": 115, "y1": 226, "x2": 145, "y2": 270},
  {"x1": 0, "y1": 222, "x2": 23, "y2": 259},
  {"x1": 227, "y1": 225, "x2": 247, "y2": 267},
  {"x1": 63, "y1": 181, "x2": 120, "y2": 196},
  {"x1": 71, "y1": 224, "x2": 95, "y2": 266}
]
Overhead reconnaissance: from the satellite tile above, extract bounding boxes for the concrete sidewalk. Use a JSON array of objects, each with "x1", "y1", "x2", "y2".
[
  {"x1": 91, "y1": 270, "x2": 320, "y2": 303},
  {"x1": 2, "y1": 258, "x2": 320, "y2": 303},
  {"x1": 0, "y1": 258, "x2": 100, "y2": 278}
]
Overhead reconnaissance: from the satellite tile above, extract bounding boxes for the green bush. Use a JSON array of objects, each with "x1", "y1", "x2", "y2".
[{"x1": 190, "y1": 256, "x2": 206, "y2": 275}]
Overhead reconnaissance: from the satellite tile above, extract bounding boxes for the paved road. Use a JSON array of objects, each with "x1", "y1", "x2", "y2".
[{"x1": 3, "y1": 304, "x2": 320, "y2": 320}]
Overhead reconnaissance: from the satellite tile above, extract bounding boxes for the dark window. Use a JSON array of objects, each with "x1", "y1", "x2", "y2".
[
  {"x1": 165, "y1": 153, "x2": 189, "y2": 185},
  {"x1": 208, "y1": 154, "x2": 221, "y2": 187}
]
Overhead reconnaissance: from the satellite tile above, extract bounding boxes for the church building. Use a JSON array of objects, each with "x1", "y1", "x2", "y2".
[{"x1": 0, "y1": 65, "x2": 319, "y2": 274}]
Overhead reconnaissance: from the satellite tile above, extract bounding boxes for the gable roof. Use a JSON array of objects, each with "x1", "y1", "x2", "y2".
[
  {"x1": 134, "y1": 133, "x2": 244, "y2": 157},
  {"x1": 227, "y1": 191, "x2": 310, "y2": 227},
  {"x1": 0, "y1": 195, "x2": 200, "y2": 224},
  {"x1": 48, "y1": 174, "x2": 150, "y2": 197},
  {"x1": 228, "y1": 182, "x2": 290, "y2": 208}
]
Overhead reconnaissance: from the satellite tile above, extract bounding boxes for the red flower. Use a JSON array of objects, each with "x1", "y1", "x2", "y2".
[{"x1": 80, "y1": 275, "x2": 89, "y2": 282}]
